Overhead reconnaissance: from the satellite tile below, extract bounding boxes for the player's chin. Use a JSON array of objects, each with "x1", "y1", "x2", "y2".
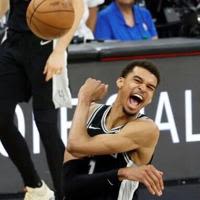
[{"x1": 122, "y1": 106, "x2": 138, "y2": 117}]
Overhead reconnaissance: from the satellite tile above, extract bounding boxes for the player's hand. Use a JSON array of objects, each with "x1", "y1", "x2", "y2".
[
  {"x1": 118, "y1": 164, "x2": 164, "y2": 196},
  {"x1": 43, "y1": 50, "x2": 65, "y2": 81},
  {"x1": 78, "y1": 78, "x2": 108, "y2": 103}
]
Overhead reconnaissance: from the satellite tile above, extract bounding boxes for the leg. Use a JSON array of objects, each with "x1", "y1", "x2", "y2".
[
  {"x1": 0, "y1": 101, "x2": 41, "y2": 187},
  {"x1": 0, "y1": 32, "x2": 55, "y2": 200},
  {"x1": 26, "y1": 35, "x2": 65, "y2": 200},
  {"x1": 33, "y1": 107, "x2": 65, "y2": 200},
  {"x1": 0, "y1": 33, "x2": 41, "y2": 188}
]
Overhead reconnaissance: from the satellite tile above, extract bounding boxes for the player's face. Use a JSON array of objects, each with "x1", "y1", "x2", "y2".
[{"x1": 117, "y1": 66, "x2": 158, "y2": 116}]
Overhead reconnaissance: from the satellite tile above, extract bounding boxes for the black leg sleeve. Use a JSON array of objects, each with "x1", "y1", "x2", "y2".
[
  {"x1": 33, "y1": 109, "x2": 65, "y2": 200},
  {"x1": 0, "y1": 102, "x2": 41, "y2": 188}
]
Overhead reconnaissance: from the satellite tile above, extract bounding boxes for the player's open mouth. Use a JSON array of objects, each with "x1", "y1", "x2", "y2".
[{"x1": 129, "y1": 94, "x2": 143, "y2": 106}]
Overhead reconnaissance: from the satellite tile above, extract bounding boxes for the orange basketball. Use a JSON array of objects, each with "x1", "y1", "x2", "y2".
[{"x1": 26, "y1": 0, "x2": 75, "y2": 40}]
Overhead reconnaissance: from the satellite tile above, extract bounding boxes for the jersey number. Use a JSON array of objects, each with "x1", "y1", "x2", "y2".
[{"x1": 88, "y1": 160, "x2": 96, "y2": 174}]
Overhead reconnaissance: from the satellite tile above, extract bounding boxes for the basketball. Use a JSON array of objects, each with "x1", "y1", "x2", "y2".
[{"x1": 26, "y1": 0, "x2": 75, "y2": 40}]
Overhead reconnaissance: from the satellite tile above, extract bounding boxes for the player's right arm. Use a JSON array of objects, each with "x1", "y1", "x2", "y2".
[
  {"x1": 0, "y1": 0, "x2": 9, "y2": 19},
  {"x1": 63, "y1": 151, "x2": 163, "y2": 197}
]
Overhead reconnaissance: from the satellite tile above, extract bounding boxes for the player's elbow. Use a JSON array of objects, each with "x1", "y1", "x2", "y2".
[
  {"x1": 67, "y1": 139, "x2": 78, "y2": 154},
  {"x1": 67, "y1": 138, "x2": 84, "y2": 156},
  {"x1": 67, "y1": 138, "x2": 91, "y2": 158}
]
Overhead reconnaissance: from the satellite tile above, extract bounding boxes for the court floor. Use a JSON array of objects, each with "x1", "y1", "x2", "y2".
[{"x1": 0, "y1": 183, "x2": 200, "y2": 200}]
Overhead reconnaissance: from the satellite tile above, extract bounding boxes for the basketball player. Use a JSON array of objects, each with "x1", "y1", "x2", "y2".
[
  {"x1": 0, "y1": 0, "x2": 83, "y2": 200},
  {"x1": 63, "y1": 60, "x2": 164, "y2": 199}
]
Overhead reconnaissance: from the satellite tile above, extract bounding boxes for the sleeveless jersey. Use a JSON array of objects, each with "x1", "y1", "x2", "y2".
[
  {"x1": 7, "y1": 0, "x2": 31, "y2": 32},
  {"x1": 85, "y1": 104, "x2": 147, "y2": 200},
  {"x1": 64, "y1": 104, "x2": 149, "y2": 200}
]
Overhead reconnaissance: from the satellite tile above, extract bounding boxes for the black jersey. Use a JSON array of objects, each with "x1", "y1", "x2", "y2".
[
  {"x1": 7, "y1": 0, "x2": 31, "y2": 32},
  {"x1": 64, "y1": 104, "x2": 147, "y2": 200}
]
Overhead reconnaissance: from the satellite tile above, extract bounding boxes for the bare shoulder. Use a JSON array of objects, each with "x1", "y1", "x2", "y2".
[
  {"x1": 127, "y1": 117, "x2": 158, "y2": 131},
  {"x1": 138, "y1": 117, "x2": 159, "y2": 132},
  {"x1": 122, "y1": 117, "x2": 159, "y2": 145}
]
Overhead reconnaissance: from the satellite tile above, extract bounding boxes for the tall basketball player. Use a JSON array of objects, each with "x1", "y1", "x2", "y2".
[
  {"x1": 0, "y1": 0, "x2": 83, "y2": 199},
  {"x1": 63, "y1": 60, "x2": 164, "y2": 200}
]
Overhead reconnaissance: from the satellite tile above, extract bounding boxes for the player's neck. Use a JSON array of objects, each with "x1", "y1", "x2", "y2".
[{"x1": 106, "y1": 103, "x2": 137, "y2": 130}]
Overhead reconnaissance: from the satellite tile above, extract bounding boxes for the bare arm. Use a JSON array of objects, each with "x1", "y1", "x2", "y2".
[
  {"x1": 68, "y1": 117, "x2": 159, "y2": 156},
  {"x1": 43, "y1": 0, "x2": 84, "y2": 81},
  {"x1": 53, "y1": 0, "x2": 84, "y2": 53},
  {"x1": 86, "y1": 6, "x2": 98, "y2": 32},
  {"x1": 67, "y1": 78, "x2": 159, "y2": 162},
  {"x1": 0, "y1": 0, "x2": 9, "y2": 19}
]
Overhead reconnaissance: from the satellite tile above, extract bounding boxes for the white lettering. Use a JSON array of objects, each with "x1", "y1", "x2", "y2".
[
  {"x1": 106, "y1": 94, "x2": 117, "y2": 105},
  {"x1": 185, "y1": 90, "x2": 200, "y2": 142},
  {"x1": 155, "y1": 92, "x2": 179, "y2": 143},
  {"x1": 32, "y1": 114, "x2": 40, "y2": 154},
  {"x1": 60, "y1": 98, "x2": 77, "y2": 146},
  {"x1": 2, "y1": 90, "x2": 200, "y2": 158},
  {"x1": 60, "y1": 107, "x2": 68, "y2": 146}
]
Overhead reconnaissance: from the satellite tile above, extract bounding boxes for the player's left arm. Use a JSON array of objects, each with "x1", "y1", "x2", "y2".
[
  {"x1": 43, "y1": 0, "x2": 84, "y2": 81},
  {"x1": 68, "y1": 116, "x2": 159, "y2": 157}
]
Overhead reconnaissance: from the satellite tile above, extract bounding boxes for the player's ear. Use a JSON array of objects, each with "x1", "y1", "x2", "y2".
[{"x1": 116, "y1": 77, "x2": 124, "y2": 89}]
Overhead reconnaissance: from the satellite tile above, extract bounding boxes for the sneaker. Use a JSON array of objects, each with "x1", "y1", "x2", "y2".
[{"x1": 24, "y1": 180, "x2": 55, "y2": 200}]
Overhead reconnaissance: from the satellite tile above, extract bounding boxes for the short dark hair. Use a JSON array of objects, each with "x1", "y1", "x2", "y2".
[{"x1": 120, "y1": 60, "x2": 160, "y2": 85}]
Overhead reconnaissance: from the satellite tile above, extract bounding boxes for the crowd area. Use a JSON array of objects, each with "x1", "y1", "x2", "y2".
[{"x1": 1, "y1": 0, "x2": 200, "y2": 43}]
